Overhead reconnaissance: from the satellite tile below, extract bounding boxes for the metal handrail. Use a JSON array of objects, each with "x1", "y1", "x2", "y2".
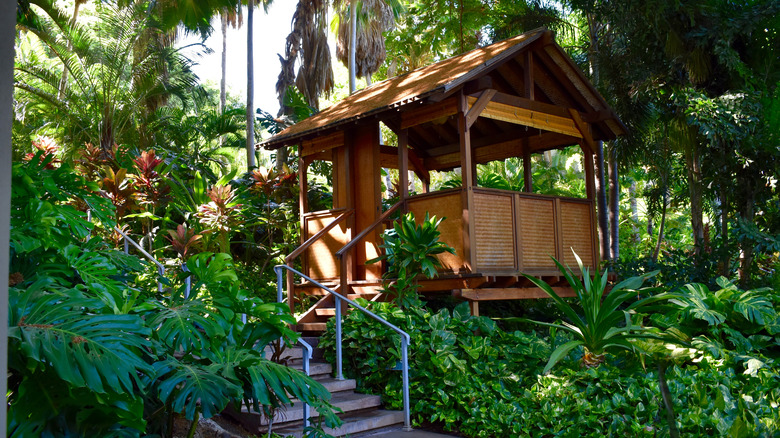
[
  {"x1": 115, "y1": 227, "x2": 166, "y2": 293},
  {"x1": 113, "y1": 226, "x2": 193, "y2": 297},
  {"x1": 274, "y1": 267, "x2": 315, "y2": 428},
  {"x1": 274, "y1": 264, "x2": 412, "y2": 432}
]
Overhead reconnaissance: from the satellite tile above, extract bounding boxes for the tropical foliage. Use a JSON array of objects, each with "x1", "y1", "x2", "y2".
[{"x1": 7, "y1": 150, "x2": 336, "y2": 436}]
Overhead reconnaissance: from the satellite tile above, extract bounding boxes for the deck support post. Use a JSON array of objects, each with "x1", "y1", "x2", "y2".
[{"x1": 468, "y1": 301, "x2": 479, "y2": 316}]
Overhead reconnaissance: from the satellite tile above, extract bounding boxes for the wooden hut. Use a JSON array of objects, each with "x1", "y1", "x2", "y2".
[{"x1": 259, "y1": 28, "x2": 626, "y2": 331}]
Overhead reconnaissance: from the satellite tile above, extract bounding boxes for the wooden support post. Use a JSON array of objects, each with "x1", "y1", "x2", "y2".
[
  {"x1": 523, "y1": 142, "x2": 532, "y2": 192},
  {"x1": 469, "y1": 300, "x2": 479, "y2": 317},
  {"x1": 298, "y1": 158, "x2": 308, "y2": 221},
  {"x1": 398, "y1": 129, "x2": 409, "y2": 200},
  {"x1": 458, "y1": 91, "x2": 475, "y2": 270}
]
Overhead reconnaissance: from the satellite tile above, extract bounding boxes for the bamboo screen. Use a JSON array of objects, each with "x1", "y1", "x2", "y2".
[
  {"x1": 303, "y1": 211, "x2": 350, "y2": 280},
  {"x1": 516, "y1": 196, "x2": 558, "y2": 269},
  {"x1": 473, "y1": 192, "x2": 516, "y2": 271},
  {"x1": 559, "y1": 200, "x2": 595, "y2": 268},
  {"x1": 406, "y1": 190, "x2": 465, "y2": 273}
]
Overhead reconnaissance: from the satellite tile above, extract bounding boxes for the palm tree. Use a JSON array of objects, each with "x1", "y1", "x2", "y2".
[
  {"x1": 246, "y1": 0, "x2": 273, "y2": 170},
  {"x1": 220, "y1": 8, "x2": 242, "y2": 113},
  {"x1": 15, "y1": 2, "x2": 202, "y2": 156},
  {"x1": 333, "y1": 0, "x2": 402, "y2": 92}
]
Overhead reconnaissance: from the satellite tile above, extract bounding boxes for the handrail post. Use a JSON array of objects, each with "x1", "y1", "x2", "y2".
[
  {"x1": 335, "y1": 296, "x2": 343, "y2": 380},
  {"x1": 276, "y1": 266, "x2": 284, "y2": 304},
  {"x1": 300, "y1": 338, "x2": 313, "y2": 429},
  {"x1": 182, "y1": 262, "x2": 190, "y2": 298},
  {"x1": 402, "y1": 334, "x2": 411, "y2": 431},
  {"x1": 158, "y1": 266, "x2": 165, "y2": 294},
  {"x1": 124, "y1": 237, "x2": 129, "y2": 254}
]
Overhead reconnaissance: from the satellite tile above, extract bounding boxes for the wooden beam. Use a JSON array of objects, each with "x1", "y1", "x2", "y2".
[
  {"x1": 457, "y1": 286, "x2": 576, "y2": 301},
  {"x1": 379, "y1": 145, "x2": 431, "y2": 186},
  {"x1": 492, "y1": 91, "x2": 574, "y2": 119},
  {"x1": 300, "y1": 131, "x2": 345, "y2": 157},
  {"x1": 468, "y1": 97, "x2": 583, "y2": 138},
  {"x1": 569, "y1": 108, "x2": 595, "y2": 150},
  {"x1": 463, "y1": 76, "x2": 494, "y2": 95},
  {"x1": 400, "y1": 97, "x2": 458, "y2": 129},
  {"x1": 465, "y1": 89, "x2": 497, "y2": 129},
  {"x1": 425, "y1": 131, "x2": 579, "y2": 170},
  {"x1": 524, "y1": 51, "x2": 534, "y2": 100}
]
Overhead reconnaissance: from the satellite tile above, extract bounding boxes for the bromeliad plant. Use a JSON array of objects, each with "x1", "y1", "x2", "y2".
[
  {"x1": 523, "y1": 252, "x2": 670, "y2": 373},
  {"x1": 369, "y1": 212, "x2": 455, "y2": 308}
]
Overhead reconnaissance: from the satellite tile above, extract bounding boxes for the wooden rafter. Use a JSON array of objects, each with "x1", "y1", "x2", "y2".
[{"x1": 425, "y1": 131, "x2": 578, "y2": 170}]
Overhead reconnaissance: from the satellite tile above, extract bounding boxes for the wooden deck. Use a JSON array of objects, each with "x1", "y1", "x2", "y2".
[{"x1": 297, "y1": 187, "x2": 596, "y2": 297}]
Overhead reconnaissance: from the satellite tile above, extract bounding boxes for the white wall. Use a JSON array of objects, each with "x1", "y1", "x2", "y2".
[{"x1": 1, "y1": 1, "x2": 15, "y2": 436}]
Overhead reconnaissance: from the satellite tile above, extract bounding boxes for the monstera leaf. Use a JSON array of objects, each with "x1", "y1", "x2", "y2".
[
  {"x1": 9, "y1": 287, "x2": 153, "y2": 395},
  {"x1": 152, "y1": 357, "x2": 242, "y2": 420},
  {"x1": 148, "y1": 299, "x2": 226, "y2": 355}
]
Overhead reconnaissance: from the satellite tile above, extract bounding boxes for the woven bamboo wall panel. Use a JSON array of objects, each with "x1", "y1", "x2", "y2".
[
  {"x1": 517, "y1": 197, "x2": 557, "y2": 268},
  {"x1": 304, "y1": 213, "x2": 350, "y2": 280},
  {"x1": 560, "y1": 201, "x2": 594, "y2": 268},
  {"x1": 473, "y1": 193, "x2": 516, "y2": 270},
  {"x1": 407, "y1": 192, "x2": 465, "y2": 272}
]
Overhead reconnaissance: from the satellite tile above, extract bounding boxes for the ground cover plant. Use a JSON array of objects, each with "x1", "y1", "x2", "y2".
[{"x1": 322, "y1": 220, "x2": 780, "y2": 437}]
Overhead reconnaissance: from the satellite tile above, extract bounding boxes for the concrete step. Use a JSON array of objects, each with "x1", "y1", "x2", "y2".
[
  {"x1": 273, "y1": 409, "x2": 405, "y2": 438},
  {"x1": 289, "y1": 361, "x2": 332, "y2": 378},
  {"x1": 229, "y1": 391, "x2": 383, "y2": 428},
  {"x1": 314, "y1": 377, "x2": 357, "y2": 393}
]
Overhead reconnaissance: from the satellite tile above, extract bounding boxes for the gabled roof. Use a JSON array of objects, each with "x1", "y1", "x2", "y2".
[{"x1": 261, "y1": 28, "x2": 624, "y2": 150}]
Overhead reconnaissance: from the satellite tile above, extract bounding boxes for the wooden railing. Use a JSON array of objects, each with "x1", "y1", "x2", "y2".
[
  {"x1": 284, "y1": 209, "x2": 353, "y2": 316},
  {"x1": 335, "y1": 200, "x2": 404, "y2": 295}
]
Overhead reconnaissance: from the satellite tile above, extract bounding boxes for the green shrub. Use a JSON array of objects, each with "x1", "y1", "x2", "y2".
[{"x1": 320, "y1": 301, "x2": 550, "y2": 433}]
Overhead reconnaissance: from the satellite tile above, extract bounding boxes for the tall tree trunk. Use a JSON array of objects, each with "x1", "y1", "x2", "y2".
[
  {"x1": 348, "y1": 0, "x2": 357, "y2": 94},
  {"x1": 245, "y1": 0, "x2": 257, "y2": 169},
  {"x1": 586, "y1": 13, "x2": 609, "y2": 261},
  {"x1": 608, "y1": 143, "x2": 619, "y2": 260},
  {"x1": 658, "y1": 362, "x2": 680, "y2": 438},
  {"x1": 719, "y1": 140, "x2": 730, "y2": 277},
  {"x1": 629, "y1": 179, "x2": 639, "y2": 244},
  {"x1": 685, "y1": 142, "x2": 704, "y2": 256},
  {"x1": 594, "y1": 141, "x2": 610, "y2": 261},
  {"x1": 58, "y1": 0, "x2": 84, "y2": 100},
  {"x1": 652, "y1": 189, "x2": 668, "y2": 263},
  {"x1": 738, "y1": 184, "x2": 755, "y2": 287},
  {"x1": 220, "y1": 11, "x2": 228, "y2": 114}
]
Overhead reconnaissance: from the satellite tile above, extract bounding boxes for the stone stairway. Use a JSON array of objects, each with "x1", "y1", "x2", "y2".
[
  {"x1": 224, "y1": 341, "x2": 405, "y2": 437},
  {"x1": 294, "y1": 282, "x2": 388, "y2": 334}
]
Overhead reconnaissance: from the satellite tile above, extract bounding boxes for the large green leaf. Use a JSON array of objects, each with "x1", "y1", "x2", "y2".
[
  {"x1": 153, "y1": 357, "x2": 241, "y2": 420},
  {"x1": 149, "y1": 299, "x2": 225, "y2": 354},
  {"x1": 9, "y1": 290, "x2": 152, "y2": 395}
]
